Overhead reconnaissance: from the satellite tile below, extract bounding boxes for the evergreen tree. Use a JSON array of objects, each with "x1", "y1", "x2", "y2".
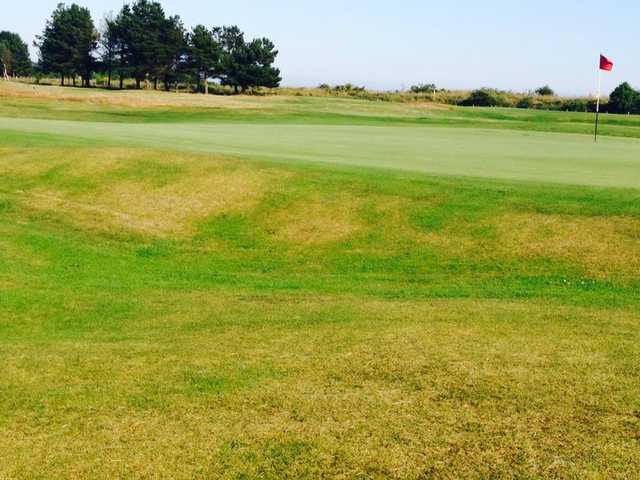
[
  {"x1": 158, "y1": 15, "x2": 186, "y2": 91},
  {"x1": 187, "y1": 25, "x2": 220, "y2": 94},
  {"x1": 36, "y1": 3, "x2": 97, "y2": 86},
  {"x1": 116, "y1": 0, "x2": 185, "y2": 90},
  {"x1": 98, "y1": 15, "x2": 119, "y2": 88},
  {"x1": 216, "y1": 26, "x2": 281, "y2": 93},
  {"x1": 608, "y1": 82, "x2": 639, "y2": 114},
  {"x1": 0, "y1": 31, "x2": 32, "y2": 76}
]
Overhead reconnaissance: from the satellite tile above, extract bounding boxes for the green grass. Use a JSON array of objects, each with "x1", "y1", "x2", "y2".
[
  {"x1": 2, "y1": 118, "x2": 640, "y2": 189},
  {"x1": 1, "y1": 83, "x2": 639, "y2": 478}
]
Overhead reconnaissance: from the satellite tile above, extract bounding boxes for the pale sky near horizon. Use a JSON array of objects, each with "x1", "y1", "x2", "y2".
[{"x1": 4, "y1": 0, "x2": 638, "y2": 95}]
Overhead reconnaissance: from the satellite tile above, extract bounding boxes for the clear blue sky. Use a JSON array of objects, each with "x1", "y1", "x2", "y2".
[{"x1": 4, "y1": 0, "x2": 639, "y2": 95}]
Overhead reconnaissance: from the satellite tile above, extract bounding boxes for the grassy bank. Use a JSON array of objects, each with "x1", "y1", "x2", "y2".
[{"x1": 0, "y1": 82, "x2": 639, "y2": 478}]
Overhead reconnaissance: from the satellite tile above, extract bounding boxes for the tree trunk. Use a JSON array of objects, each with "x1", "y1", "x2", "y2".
[
  {"x1": 204, "y1": 78, "x2": 209, "y2": 95},
  {"x1": 72, "y1": 76, "x2": 76, "y2": 87},
  {"x1": 135, "y1": 78, "x2": 141, "y2": 89},
  {"x1": 120, "y1": 75, "x2": 124, "y2": 89},
  {"x1": 107, "y1": 69, "x2": 112, "y2": 88},
  {"x1": 61, "y1": 74, "x2": 64, "y2": 86},
  {"x1": 234, "y1": 85, "x2": 239, "y2": 94}
]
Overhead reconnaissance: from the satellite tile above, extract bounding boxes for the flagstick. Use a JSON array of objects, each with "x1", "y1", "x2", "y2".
[{"x1": 594, "y1": 68, "x2": 602, "y2": 143}]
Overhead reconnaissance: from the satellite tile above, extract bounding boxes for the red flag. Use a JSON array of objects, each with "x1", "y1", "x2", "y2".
[{"x1": 600, "y1": 54, "x2": 614, "y2": 71}]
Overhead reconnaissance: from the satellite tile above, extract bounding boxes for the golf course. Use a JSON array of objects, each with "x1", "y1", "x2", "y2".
[{"x1": 1, "y1": 81, "x2": 640, "y2": 478}]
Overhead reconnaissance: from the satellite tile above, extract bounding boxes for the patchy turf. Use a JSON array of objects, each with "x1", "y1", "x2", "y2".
[{"x1": 0, "y1": 83, "x2": 639, "y2": 478}]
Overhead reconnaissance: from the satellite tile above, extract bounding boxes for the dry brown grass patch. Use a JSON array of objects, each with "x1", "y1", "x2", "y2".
[
  {"x1": 1, "y1": 146, "x2": 289, "y2": 237},
  {"x1": 0, "y1": 147, "x2": 137, "y2": 180},
  {"x1": 0, "y1": 81, "x2": 270, "y2": 110},
  {"x1": 27, "y1": 167, "x2": 269, "y2": 236},
  {"x1": 268, "y1": 196, "x2": 363, "y2": 245},
  {"x1": 497, "y1": 213, "x2": 640, "y2": 278}
]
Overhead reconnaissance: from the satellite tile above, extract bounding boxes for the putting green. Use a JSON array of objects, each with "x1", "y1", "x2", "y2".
[{"x1": 1, "y1": 116, "x2": 639, "y2": 188}]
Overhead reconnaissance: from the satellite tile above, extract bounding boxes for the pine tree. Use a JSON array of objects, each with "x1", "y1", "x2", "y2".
[
  {"x1": 187, "y1": 25, "x2": 220, "y2": 94},
  {"x1": 36, "y1": 3, "x2": 97, "y2": 87}
]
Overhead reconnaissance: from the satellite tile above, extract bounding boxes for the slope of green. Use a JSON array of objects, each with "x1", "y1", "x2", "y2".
[
  {"x1": 2, "y1": 117, "x2": 640, "y2": 189},
  {"x1": 1, "y1": 84, "x2": 639, "y2": 478}
]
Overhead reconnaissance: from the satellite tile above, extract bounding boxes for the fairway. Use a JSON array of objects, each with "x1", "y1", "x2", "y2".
[
  {"x1": 1, "y1": 84, "x2": 639, "y2": 479},
  {"x1": 2, "y1": 116, "x2": 640, "y2": 188}
]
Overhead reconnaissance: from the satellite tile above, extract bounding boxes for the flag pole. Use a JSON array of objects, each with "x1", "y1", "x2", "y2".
[{"x1": 594, "y1": 67, "x2": 602, "y2": 143}]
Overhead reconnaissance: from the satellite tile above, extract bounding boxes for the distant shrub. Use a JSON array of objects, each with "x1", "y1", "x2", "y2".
[
  {"x1": 517, "y1": 97, "x2": 536, "y2": 109},
  {"x1": 333, "y1": 83, "x2": 366, "y2": 93},
  {"x1": 558, "y1": 98, "x2": 589, "y2": 112},
  {"x1": 410, "y1": 83, "x2": 437, "y2": 93},
  {"x1": 218, "y1": 84, "x2": 621, "y2": 114},
  {"x1": 462, "y1": 88, "x2": 514, "y2": 107}
]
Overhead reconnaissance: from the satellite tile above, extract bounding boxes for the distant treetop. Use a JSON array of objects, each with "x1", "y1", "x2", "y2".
[
  {"x1": 535, "y1": 85, "x2": 555, "y2": 96},
  {"x1": 410, "y1": 83, "x2": 438, "y2": 94}
]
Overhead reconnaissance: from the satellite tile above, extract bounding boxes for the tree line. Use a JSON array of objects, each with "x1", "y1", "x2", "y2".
[
  {"x1": 27, "y1": 0, "x2": 280, "y2": 92},
  {"x1": 3, "y1": 5, "x2": 640, "y2": 109}
]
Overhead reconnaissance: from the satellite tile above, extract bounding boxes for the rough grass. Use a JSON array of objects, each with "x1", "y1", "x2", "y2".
[
  {"x1": 269, "y1": 195, "x2": 363, "y2": 245},
  {"x1": 2, "y1": 295, "x2": 639, "y2": 478},
  {"x1": 1, "y1": 84, "x2": 639, "y2": 478},
  {"x1": 2, "y1": 81, "x2": 640, "y2": 139},
  {"x1": 498, "y1": 213, "x2": 640, "y2": 280}
]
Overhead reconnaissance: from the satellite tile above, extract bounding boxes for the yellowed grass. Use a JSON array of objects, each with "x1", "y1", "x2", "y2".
[
  {"x1": 0, "y1": 235, "x2": 49, "y2": 268},
  {"x1": 1, "y1": 294, "x2": 638, "y2": 478},
  {"x1": 0, "y1": 80, "x2": 269, "y2": 110},
  {"x1": 95, "y1": 169, "x2": 266, "y2": 235},
  {"x1": 498, "y1": 213, "x2": 640, "y2": 278},
  {"x1": 0, "y1": 279, "x2": 15, "y2": 290},
  {"x1": 268, "y1": 195, "x2": 363, "y2": 245},
  {"x1": 415, "y1": 209, "x2": 640, "y2": 279},
  {"x1": 25, "y1": 168, "x2": 269, "y2": 236},
  {"x1": 0, "y1": 80, "x2": 449, "y2": 119},
  {"x1": 0, "y1": 146, "x2": 292, "y2": 237},
  {"x1": 0, "y1": 146, "x2": 125, "y2": 178}
]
